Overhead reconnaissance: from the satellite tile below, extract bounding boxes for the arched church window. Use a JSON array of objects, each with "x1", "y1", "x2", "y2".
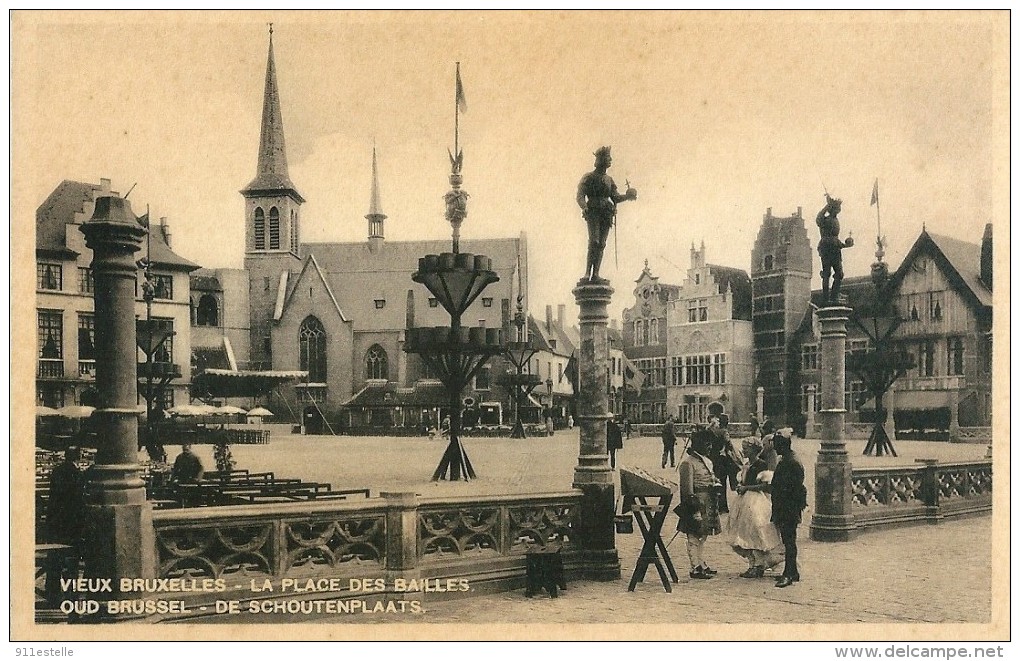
[
  {"x1": 196, "y1": 294, "x2": 219, "y2": 327},
  {"x1": 269, "y1": 207, "x2": 281, "y2": 250},
  {"x1": 253, "y1": 207, "x2": 266, "y2": 250},
  {"x1": 299, "y1": 316, "x2": 327, "y2": 383},
  {"x1": 366, "y1": 345, "x2": 389, "y2": 381}
]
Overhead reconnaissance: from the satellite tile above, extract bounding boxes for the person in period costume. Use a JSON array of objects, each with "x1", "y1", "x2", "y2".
[
  {"x1": 749, "y1": 415, "x2": 760, "y2": 438},
  {"x1": 171, "y1": 443, "x2": 205, "y2": 484},
  {"x1": 661, "y1": 415, "x2": 678, "y2": 468},
  {"x1": 815, "y1": 193, "x2": 854, "y2": 304},
  {"x1": 730, "y1": 436, "x2": 784, "y2": 577},
  {"x1": 576, "y1": 146, "x2": 637, "y2": 282},
  {"x1": 46, "y1": 447, "x2": 86, "y2": 546},
  {"x1": 607, "y1": 419, "x2": 623, "y2": 469},
  {"x1": 770, "y1": 429, "x2": 808, "y2": 587},
  {"x1": 676, "y1": 428, "x2": 722, "y2": 579},
  {"x1": 707, "y1": 415, "x2": 741, "y2": 514}
]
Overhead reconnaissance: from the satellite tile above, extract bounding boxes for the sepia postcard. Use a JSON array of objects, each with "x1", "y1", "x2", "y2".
[{"x1": 10, "y1": 9, "x2": 1010, "y2": 647}]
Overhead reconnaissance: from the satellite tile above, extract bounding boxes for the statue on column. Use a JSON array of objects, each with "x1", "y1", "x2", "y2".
[
  {"x1": 576, "y1": 146, "x2": 637, "y2": 282},
  {"x1": 815, "y1": 193, "x2": 853, "y2": 304}
]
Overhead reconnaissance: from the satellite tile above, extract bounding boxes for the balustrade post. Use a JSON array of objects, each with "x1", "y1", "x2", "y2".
[
  {"x1": 571, "y1": 280, "x2": 620, "y2": 580},
  {"x1": 381, "y1": 492, "x2": 419, "y2": 581},
  {"x1": 915, "y1": 459, "x2": 941, "y2": 524},
  {"x1": 809, "y1": 306, "x2": 858, "y2": 542}
]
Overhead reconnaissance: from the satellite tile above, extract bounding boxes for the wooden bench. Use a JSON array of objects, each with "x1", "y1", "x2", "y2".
[{"x1": 525, "y1": 545, "x2": 566, "y2": 598}]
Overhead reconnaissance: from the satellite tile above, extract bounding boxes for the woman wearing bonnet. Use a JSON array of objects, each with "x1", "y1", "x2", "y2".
[{"x1": 730, "y1": 434, "x2": 785, "y2": 578}]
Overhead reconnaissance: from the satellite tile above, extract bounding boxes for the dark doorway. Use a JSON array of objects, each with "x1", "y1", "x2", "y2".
[{"x1": 303, "y1": 406, "x2": 325, "y2": 435}]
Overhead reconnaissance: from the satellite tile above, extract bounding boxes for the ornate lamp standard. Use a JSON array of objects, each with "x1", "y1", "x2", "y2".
[{"x1": 499, "y1": 293, "x2": 541, "y2": 438}]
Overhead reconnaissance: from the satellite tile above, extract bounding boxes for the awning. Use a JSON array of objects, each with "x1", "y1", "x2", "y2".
[
  {"x1": 884, "y1": 390, "x2": 951, "y2": 411},
  {"x1": 191, "y1": 369, "x2": 307, "y2": 398}
]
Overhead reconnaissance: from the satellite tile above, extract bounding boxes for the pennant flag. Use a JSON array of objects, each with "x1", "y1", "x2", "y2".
[
  {"x1": 565, "y1": 352, "x2": 578, "y2": 394},
  {"x1": 456, "y1": 64, "x2": 467, "y2": 114},
  {"x1": 622, "y1": 354, "x2": 646, "y2": 396},
  {"x1": 871, "y1": 179, "x2": 879, "y2": 207}
]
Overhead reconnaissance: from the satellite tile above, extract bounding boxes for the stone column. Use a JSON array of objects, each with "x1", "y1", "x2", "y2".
[
  {"x1": 884, "y1": 381, "x2": 896, "y2": 442},
  {"x1": 756, "y1": 386, "x2": 765, "y2": 421},
  {"x1": 79, "y1": 196, "x2": 157, "y2": 596},
  {"x1": 948, "y1": 383, "x2": 960, "y2": 441},
  {"x1": 809, "y1": 306, "x2": 857, "y2": 542},
  {"x1": 806, "y1": 383, "x2": 817, "y2": 436},
  {"x1": 571, "y1": 280, "x2": 620, "y2": 580},
  {"x1": 381, "y1": 492, "x2": 419, "y2": 581}
]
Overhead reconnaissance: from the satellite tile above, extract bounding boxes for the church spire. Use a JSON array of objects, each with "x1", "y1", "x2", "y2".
[
  {"x1": 367, "y1": 145, "x2": 387, "y2": 250},
  {"x1": 241, "y1": 26, "x2": 304, "y2": 203}
]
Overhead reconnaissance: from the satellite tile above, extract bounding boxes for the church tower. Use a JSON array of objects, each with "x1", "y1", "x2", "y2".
[
  {"x1": 243, "y1": 27, "x2": 304, "y2": 369},
  {"x1": 366, "y1": 146, "x2": 387, "y2": 254}
]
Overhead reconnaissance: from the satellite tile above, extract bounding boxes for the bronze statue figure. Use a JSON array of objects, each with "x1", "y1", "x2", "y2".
[
  {"x1": 577, "y1": 146, "x2": 637, "y2": 282},
  {"x1": 816, "y1": 193, "x2": 853, "y2": 303}
]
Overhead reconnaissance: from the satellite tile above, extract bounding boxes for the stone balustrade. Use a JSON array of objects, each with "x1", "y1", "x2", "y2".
[{"x1": 851, "y1": 459, "x2": 991, "y2": 530}]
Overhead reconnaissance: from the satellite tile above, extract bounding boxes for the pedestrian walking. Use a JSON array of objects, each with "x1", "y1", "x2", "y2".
[
  {"x1": 623, "y1": 417, "x2": 632, "y2": 440},
  {"x1": 439, "y1": 415, "x2": 451, "y2": 439},
  {"x1": 567, "y1": 414, "x2": 574, "y2": 429},
  {"x1": 676, "y1": 427, "x2": 722, "y2": 579},
  {"x1": 171, "y1": 443, "x2": 205, "y2": 484},
  {"x1": 607, "y1": 419, "x2": 623, "y2": 469},
  {"x1": 730, "y1": 436, "x2": 784, "y2": 577},
  {"x1": 661, "y1": 415, "x2": 677, "y2": 468},
  {"x1": 770, "y1": 429, "x2": 807, "y2": 588}
]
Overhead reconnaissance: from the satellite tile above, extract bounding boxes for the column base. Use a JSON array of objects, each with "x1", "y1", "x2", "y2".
[
  {"x1": 580, "y1": 549, "x2": 621, "y2": 581},
  {"x1": 84, "y1": 502, "x2": 157, "y2": 585},
  {"x1": 809, "y1": 513, "x2": 858, "y2": 542}
]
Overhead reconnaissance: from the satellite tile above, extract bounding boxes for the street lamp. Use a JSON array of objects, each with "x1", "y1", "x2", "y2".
[{"x1": 545, "y1": 377, "x2": 554, "y2": 436}]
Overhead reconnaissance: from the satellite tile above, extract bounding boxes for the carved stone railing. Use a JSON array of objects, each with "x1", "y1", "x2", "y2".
[
  {"x1": 956, "y1": 427, "x2": 992, "y2": 442},
  {"x1": 851, "y1": 459, "x2": 992, "y2": 530},
  {"x1": 149, "y1": 490, "x2": 583, "y2": 616}
]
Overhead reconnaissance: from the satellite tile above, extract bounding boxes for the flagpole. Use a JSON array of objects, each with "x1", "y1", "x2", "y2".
[
  {"x1": 875, "y1": 179, "x2": 882, "y2": 239},
  {"x1": 454, "y1": 62, "x2": 460, "y2": 160}
]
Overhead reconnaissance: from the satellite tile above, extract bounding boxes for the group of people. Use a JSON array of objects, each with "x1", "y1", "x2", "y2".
[{"x1": 675, "y1": 419, "x2": 807, "y2": 588}]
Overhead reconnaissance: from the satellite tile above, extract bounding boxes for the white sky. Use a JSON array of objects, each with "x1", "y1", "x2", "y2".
[{"x1": 14, "y1": 11, "x2": 1007, "y2": 322}]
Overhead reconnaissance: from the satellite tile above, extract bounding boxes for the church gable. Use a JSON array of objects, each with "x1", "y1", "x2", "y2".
[{"x1": 279, "y1": 255, "x2": 348, "y2": 324}]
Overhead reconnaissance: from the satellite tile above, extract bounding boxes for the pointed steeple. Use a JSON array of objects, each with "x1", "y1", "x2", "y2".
[
  {"x1": 242, "y1": 27, "x2": 304, "y2": 203},
  {"x1": 367, "y1": 146, "x2": 387, "y2": 251}
]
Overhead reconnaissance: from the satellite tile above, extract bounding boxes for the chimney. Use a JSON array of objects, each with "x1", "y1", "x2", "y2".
[
  {"x1": 557, "y1": 304, "x2": 565, "y2": 328},
  {"x1": 100, "y1": 178, "x2": 111, "y2": 192},
  {"x1": 980, "y1": 223, "x2": 992, "y2": 290},
  {"x1": 160, "y1": 216, "x2": 171, "y2": 248},
  {"x1": 546, "y1": 304, "x2": 553, "y2": 331}
]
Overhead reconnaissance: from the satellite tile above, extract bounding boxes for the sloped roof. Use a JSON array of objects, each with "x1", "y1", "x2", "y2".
[
  {"x1": 281, "y1": 254, "x2": 348, "y2": 322},
  {"x1": 887, "y1": 230, "x2": 992, "y2": 311},
  {"x1": 36, "y1": 179, "x2": 199, "y2": 270},
  {"x1": 340, "y1": 379, "x2": 448, "y2": 408},
  {"x1": 527, "y1": 313, "x2": 574, "y2": 357},
  {"x1": 306, "y1": 236, "x2": 521, "y2": 333},
  {"x1": 707, "y1": 263, "x2": 752, "y2": 321}
]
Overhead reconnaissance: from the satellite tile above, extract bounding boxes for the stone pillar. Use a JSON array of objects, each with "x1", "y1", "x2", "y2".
[
  {"x1": 806, "y1": 383, "x2": 817, "y2": 436},
  {"x1": 79, "y1": 196, "x2": 157, "y2": 597},
  {"x1": 948, "y1": 384, "x2": 960, "y2": 441},
  {"x1": 381, "y1": 492, "x2": 419, "y2": 582},
  {"x1": 571, "y1": 280, "x2": 620, "y2": 580},
  {"x1": 884, "y1": 381, "x2": 896, "y2": 442},
  {"x1": 756, "y1": 386, "x2": 765, "y2": 421},
  {"x1": 809, "y1": 306, "x2": 857, "y2": 542}
]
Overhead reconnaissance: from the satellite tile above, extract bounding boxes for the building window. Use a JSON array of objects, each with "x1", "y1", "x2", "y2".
[
  {"x1": 713, "y1": 353, "x2": 727, "y2": 385},
  {"x1": 482, "y1": 297, "x2": 493, "y2": 308},
  {"x1": 678, "y1": 395, "x2": 709, "y2": 424},
  {"x1": 78, "y1": 314, "x2": 95, "y2": 377},
  {"x1": 801, "y1": 344, "x2": 819, "y2": 371},
  {"x1": 152, "y1": 274, "x2": 173, "y2": 300},
  {"x1": 428, "y1": 297, "x2": 439, "y2": 308},
  {"x1": 928, "y1": 291, "x2": 944, "y2": 321},
  {"x1": 37, "y1": 384, "x2": 65, "y2": 409},
  {"x1": 947, "y1": 337, "x2": 964, "y2": 376},
  {"x1": 196, "y1": 294, "x2": 219, "y2": 327},
  {"x1": 633, "y1": 320, "x2": 643, "y2": 347},
  {"x1": 649, "y1": 318, "x2": 659, "y2": 344},
  {"x1": 902, "y1": 294, "x2": 920, "y2": 321},
  {"x1": 845, "y1": 339, "x2": 871, "y2": 365},
  {"x1": 365, "y1": 344, "x2": 389, "y2": 381},
  {"x1": 78, "y1": 267, "x2": 93, "y2": 294},
  {"x1": 296, "y1": 385, "x2": 326, "y2": 404},
  {"x1": 763, "y1": 255, "x2": 774, "y2": 271},
  {"x1": 688, "y1": 299, "x2": 708, "y2": 323},
  {"x1": 474, "y1": 365, "x2": 491, "y2": 390},
  {"x1": 37, "y1": 263, "x2": 62, "y2": 291},
  {"x1": 671, "y1": 356, "x2": 683, "y2": 386},
  {"x1": 374, "y1": 299, "x2": 386, "y2": 309},
  {"x1": 845, "y1": 380, "x2": 867, "y2": 412},
  {"x1": 299, "y1": 316, "x2": 327, "y2": 383},
  {"x1": 38, "y1": 310, "x2": 63, "y2": 378},
  {"x1": 268, "y1": 207, "x2": 281, "y2": 249},
  {"x1": 695, "y1": 273, "x2": 700, "y2": 285},
  {"x1": 151, "y1": 318, "x2": 175, "y2": 363},
  {"x1": 918, "y1": 340, "x2": 936, "y2": 377},
  {"x1": 684, "y1": 354, "x2": 712, "y2": 386},
  {"x1": 253, "y1": 207, "x2": 266, "y2": 250}
]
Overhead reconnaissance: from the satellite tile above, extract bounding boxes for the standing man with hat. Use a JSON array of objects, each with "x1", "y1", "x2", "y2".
[{"x1": 770, "y1": 429, "x2": 807, "y2": 587}]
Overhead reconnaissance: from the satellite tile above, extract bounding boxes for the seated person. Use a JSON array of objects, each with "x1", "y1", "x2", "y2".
[{"x1": 171, "y1": 443, "x2": 204, "y2": 483}]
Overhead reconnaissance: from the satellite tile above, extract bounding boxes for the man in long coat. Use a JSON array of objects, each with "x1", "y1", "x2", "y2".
[{"x1": 770, "y1": 430, "x2": 807, "y2": 587}]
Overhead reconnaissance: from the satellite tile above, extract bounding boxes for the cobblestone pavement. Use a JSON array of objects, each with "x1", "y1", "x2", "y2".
[{"x1": 184, "y1": 431, "x2": 992, "y2": 627}]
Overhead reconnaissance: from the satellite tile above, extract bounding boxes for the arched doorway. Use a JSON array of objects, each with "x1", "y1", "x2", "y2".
[{"x1": 303, "y1": 406, "x2": 325, "y2": 435}]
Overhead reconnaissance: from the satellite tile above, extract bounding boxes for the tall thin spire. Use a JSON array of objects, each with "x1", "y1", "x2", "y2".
[
  {"x1": 367, "y1": 144, "x2": 387, "y2": 241},
  {"x1": 242, "y1": 26, "x2": 303, "y2": 202}
]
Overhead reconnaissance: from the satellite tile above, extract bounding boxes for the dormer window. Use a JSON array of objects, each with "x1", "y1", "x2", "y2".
[
  {"x1": 549, "y1": 340, "x2": 557, "y2": 349},
  {"x1": 763, "y1": 255, "x2": 774, "y2": 271},
  {"x1": 374, "y1": 299, "x2": 386, "y2": 309},
  {"x1": 482, "y1": 297, "x2": 493, "y2": 307},
  {"x1": 428, "y1": 297, "x2": 439, "y2": 308}
]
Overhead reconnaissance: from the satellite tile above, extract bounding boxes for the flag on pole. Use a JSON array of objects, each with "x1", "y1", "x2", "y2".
[
  {"x1": 137, "y1": 211, "x2": 150, "y2": 228},
  {"x1": 871, "y1": 179, "x2": 879, "y2": 206},
  {"x1": 622, "y1": 354, "x2": 646, "y2": 396},
  {"x1": 456, "y1": 64, "x2": 467, "y2": 114}
]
